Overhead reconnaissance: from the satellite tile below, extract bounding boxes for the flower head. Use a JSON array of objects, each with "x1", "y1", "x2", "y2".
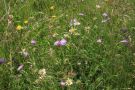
[
  {"x1": 65, "y1": 78, "x2": 73, "y2": 86},
  {"x1": 31, "y1": 39, "x2": 36, "y2": 45},
  {"x1": 54, "y1": 39, "x2": 67, "y2": 46},
  {"x1": 69, "y1": 28, "x2": 77, "y2": 34},
  {"x1": 50, "y1": 6, "x2": 55, "y2": 10},
  {"x1": 97, "y1": 39, "x2": 102, "y2": 43},
  {"x1": 16, "y1": 25, "x2": 23, "y2": 30},
  {"x1": 96, "y1": 5, "x2": 101, "y2": 9},
  {"x1": 70, "y1": 19, "x2": 80, "y2": 26},
  {"x1": 120, "y1": 40, "x2": 128, "y2": 43},
  {"x1": 38, "y1": 68, "x2": 46, "y2": 76},
  {"x1": 24, "y1": 20, "x2": 28, "y2": 24}
]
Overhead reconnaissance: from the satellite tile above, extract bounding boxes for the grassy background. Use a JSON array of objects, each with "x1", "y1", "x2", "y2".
[{"x1": 0, "y1": 0, "x2": 135, "y2": 90}]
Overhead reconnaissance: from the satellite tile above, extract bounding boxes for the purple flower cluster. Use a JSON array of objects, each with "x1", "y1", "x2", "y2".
[{"x1": 54, "y1": 39, "x2": 67, "y2": 46}]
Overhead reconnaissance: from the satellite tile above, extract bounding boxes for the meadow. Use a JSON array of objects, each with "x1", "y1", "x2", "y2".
[{"x1": 0, "y1": 0, "x2": 135, "y2": 90}]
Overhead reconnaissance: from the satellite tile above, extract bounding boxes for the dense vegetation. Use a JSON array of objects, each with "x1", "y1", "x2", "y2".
[{"x1": 0, "y1": 0, "x2": 135, "y2": 89}]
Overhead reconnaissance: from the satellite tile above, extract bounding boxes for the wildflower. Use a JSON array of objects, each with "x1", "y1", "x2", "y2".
[
  {"x1": 38, "y1": 68, "x2": 46, "y2": 76},
  {"x1": 69, "y1": 28, "x2": 77, "y2": 34},
  {"x1": 54, "y1": 39, "x2": 67, "y2": 46},
  {"x1": 20, "y1": 49, "x2": 29, "y2": 57},
  {"x1": 70, "y1": 19, "x2": 80, "y2": 26},
  {"x1": 50, "y1": 6, "x2": 55, "y2": 10},
  {"x1": 77, "y1": 62, "x2": 81, "y2": 65},
  {"x1": 0, "y1": 58, "x2": 5, "y2": 64},
  {"x1": 17, "y1": 64, "x2": 24, "y2": 71},
  {"x1": 96, "y1": 5, "x2": 101, "y2": 9},
  {"x1": 60, "y1": 80, "x2": 66, "y2": 86},
  {"x1": 97, "y1": 39, "x2": 102, "y2": 43},
  {"x1": 16, "y1": 25, "x2": 23, "y2": 30},
  {"x1": 52, "y1": 15, "x2": 57, "y2": 18},
  {"x1": 120, "y1": 40, "x2": 128, "y2": 43},
  {"x1": 65, "y1": 78, "x2": 73, "y2": 86},
  {"x1": 102, "y1": 13, "x2": 108, "y2": 17},
  {"x1": 31, "y1": 39, "x2": 36, "y2": 45},
  {"x1": 24, "y1": 20, "x2": 28, "y2": 24}
]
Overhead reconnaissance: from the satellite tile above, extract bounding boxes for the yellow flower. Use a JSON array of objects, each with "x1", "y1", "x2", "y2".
[
  {"x1": 50, "y1": 6, "x2": 55, "y2": 10},
  {"x1": 51, "y1": 15, "x2": 57, "y2": 18},
  {"x1": 69, "y1": 28, "x2": 77, "y2": 34},
  {"x1": 65, "y1": 78, "x2": 73, "y2": 86},
  {"x1": 24, "y1": 20, "x2": 28, "y2": 24},
  {"x1": 16, "y1": 25, "x2": 23, "y2": 30}
]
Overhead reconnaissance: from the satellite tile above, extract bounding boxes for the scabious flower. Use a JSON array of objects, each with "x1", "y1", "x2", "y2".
[
  {"x1": 54, "y1": 39, "x2": 67, "y2": 46},
  {"x1": 16, "y1": 25, "x2": 23, "y2": 30},
  {"x1": 17, "y1": 64, "x2": 24, "y2": 71},
  {"x1": 65, "y1": 78, "x2": 73, "y2": 86},
  {"x1": 31, "y1": 39, "x2": 36, "y2": 45},
  {"x1": 0, "y1": 58, "x2": 5, "y2": 64}
]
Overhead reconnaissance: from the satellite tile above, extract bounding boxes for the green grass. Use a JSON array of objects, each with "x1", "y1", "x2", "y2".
[{"x1": 0, "y1": 0, "x2": 135, "y2": 90}]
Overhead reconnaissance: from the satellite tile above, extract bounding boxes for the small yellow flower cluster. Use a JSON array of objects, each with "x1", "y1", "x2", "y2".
[
  {"x1": 16, "y1": 19, "x2": 29, "y2": 30},
  {"x1": 16, "y1": 25, "x2": 23, "y2": 30}
]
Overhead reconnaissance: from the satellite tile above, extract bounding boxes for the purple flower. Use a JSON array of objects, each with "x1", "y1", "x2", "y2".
[
  {"x1": 0, "y1": 58, "x2": 5, "y2": 64},
  {"x1": 60, "y1": 39, "x2": 67, "y2": 45},
  {"x1": 120, "y1": 40, "x2": 128, "y2": 43},
  {"x1": 31, "y1": 39, "x2": 36, "y2": 45},
  {"x1": 54, "y1": 39, "x2": 67, "y2": 46},
  {"x1": 17, "y1": 64, "x2": 24, "y2": 71}
]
